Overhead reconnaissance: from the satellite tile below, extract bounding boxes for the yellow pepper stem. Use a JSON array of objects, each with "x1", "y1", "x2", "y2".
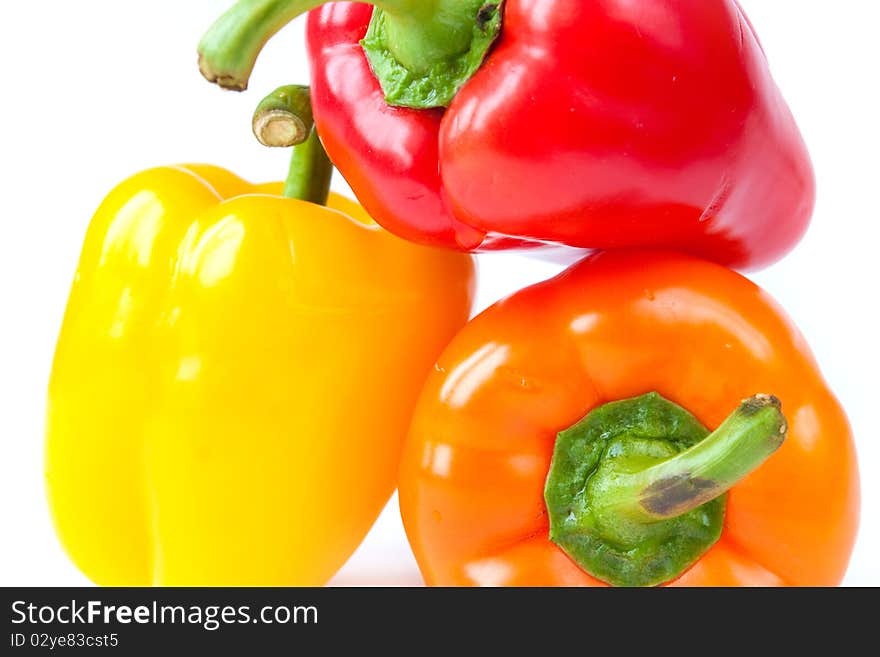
[{"x1": 253, "y1": 85, "x2": 333, "y2": 205}]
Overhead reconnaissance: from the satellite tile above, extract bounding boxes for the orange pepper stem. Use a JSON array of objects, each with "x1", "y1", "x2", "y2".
[
  {"x1": 600, "y1": 394, "x2": 788, "y2": 523},
  {"x1": 253, "y1": 85, "x2": 332, "y2": 205},
  {"x1": 545, "y1": 392, "x2": 787, "y2": 587}
]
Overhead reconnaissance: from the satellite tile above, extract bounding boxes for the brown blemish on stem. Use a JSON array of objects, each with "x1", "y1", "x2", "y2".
[
  {"x1": 740, "y1": 393, "x2": 782, "y2": 416},
  {"x1": 477, "y1": 3, "x2": 499, "y2": 32},
  {"x1": 640, "y1": 474, "x2": 720, "y2": 517}
]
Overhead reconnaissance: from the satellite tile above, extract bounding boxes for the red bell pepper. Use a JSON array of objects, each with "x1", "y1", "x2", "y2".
[{"x1": 200, "y1": 1, "x2": 815, "y2": 270}]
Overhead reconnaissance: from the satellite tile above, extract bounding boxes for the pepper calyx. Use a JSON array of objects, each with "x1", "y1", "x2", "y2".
[
  {"x1": 544, "y1": 392, "x2": 787, "y2": 587},
  {"x1": 361, "y1": 2, "x2": 504, "y2": 109}
]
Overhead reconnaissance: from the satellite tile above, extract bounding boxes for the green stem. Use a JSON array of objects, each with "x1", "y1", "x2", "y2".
[
  {"x1": 197, "y1": 0, "x2": 422, "y2": 90},
  {"x1": 544, "y1": 392, "x2": 788, "y2": 587},
  {"x1": 198, "y1": 0, "x2": 503, "y2": 108},
  {"x1": 199, "y1": 0, "x2": 324, "y2": 91},
  {"x1": 284, "y1": 128, "x2": 332, "y2": 205},
  {"x1": 375, "y1": 0, "x2": 490, "y2": 74},
  {"x1": 252, "y1": 85, "x2": 315, "y2": 148},
  {"x1": 602, "y1": 394, "x2": 787, "y2": 523},
  {"x1": 252, "y1": 85, "x2": 332, "y2": 205}
]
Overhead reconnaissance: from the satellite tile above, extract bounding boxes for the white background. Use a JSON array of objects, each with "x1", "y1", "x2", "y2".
[{"x1": 1, "y1": 1, "x2": 878, "y2": 586}]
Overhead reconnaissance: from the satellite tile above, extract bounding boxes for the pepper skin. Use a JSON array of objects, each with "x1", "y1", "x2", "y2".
[
  {"x1": 399, "y1": 251, "x2": 858, "y2": 586},
  {"x1": 45, "y1": 164, "x2": 475, "y2": 586},
  {"x1": 304, "y1": 1, "x2": 814, "y2": 267}
]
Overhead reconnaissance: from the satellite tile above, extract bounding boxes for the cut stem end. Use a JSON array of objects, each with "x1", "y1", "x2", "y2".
[{"x1": 253, "y1": 110, "x2": 309, "y2": 148}]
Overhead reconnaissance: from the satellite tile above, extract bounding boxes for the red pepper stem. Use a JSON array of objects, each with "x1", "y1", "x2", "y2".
[
  {"x1": 199, "y1": 0, "x2": 324, "y2": 91},
  {"x1": 198, "y1": 0, "x2": 491, "y2": 95},
  {"x1": 198, "y1": 0, "x2": 412, "y2": 90},
  {"x1": 252, "y1": 85, "x2": 332, "y2": 206}
]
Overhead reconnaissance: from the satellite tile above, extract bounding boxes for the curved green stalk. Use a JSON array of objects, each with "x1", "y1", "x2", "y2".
[
  {"x1": 545, "y1": 393, "x2": 787, "y2": 587},
  {"x1": 198, "y1": 0, "x2": 504, "y2": 107}
]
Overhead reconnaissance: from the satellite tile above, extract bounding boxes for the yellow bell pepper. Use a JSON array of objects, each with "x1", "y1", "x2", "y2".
[{"x1": 45, "y1": 103, "x2": 475, "y2": 586}]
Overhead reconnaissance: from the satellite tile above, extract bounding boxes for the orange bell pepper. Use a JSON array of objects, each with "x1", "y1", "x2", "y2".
[{"x1": 399, "y1": 250, "x2": 859, "y2": 586}]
